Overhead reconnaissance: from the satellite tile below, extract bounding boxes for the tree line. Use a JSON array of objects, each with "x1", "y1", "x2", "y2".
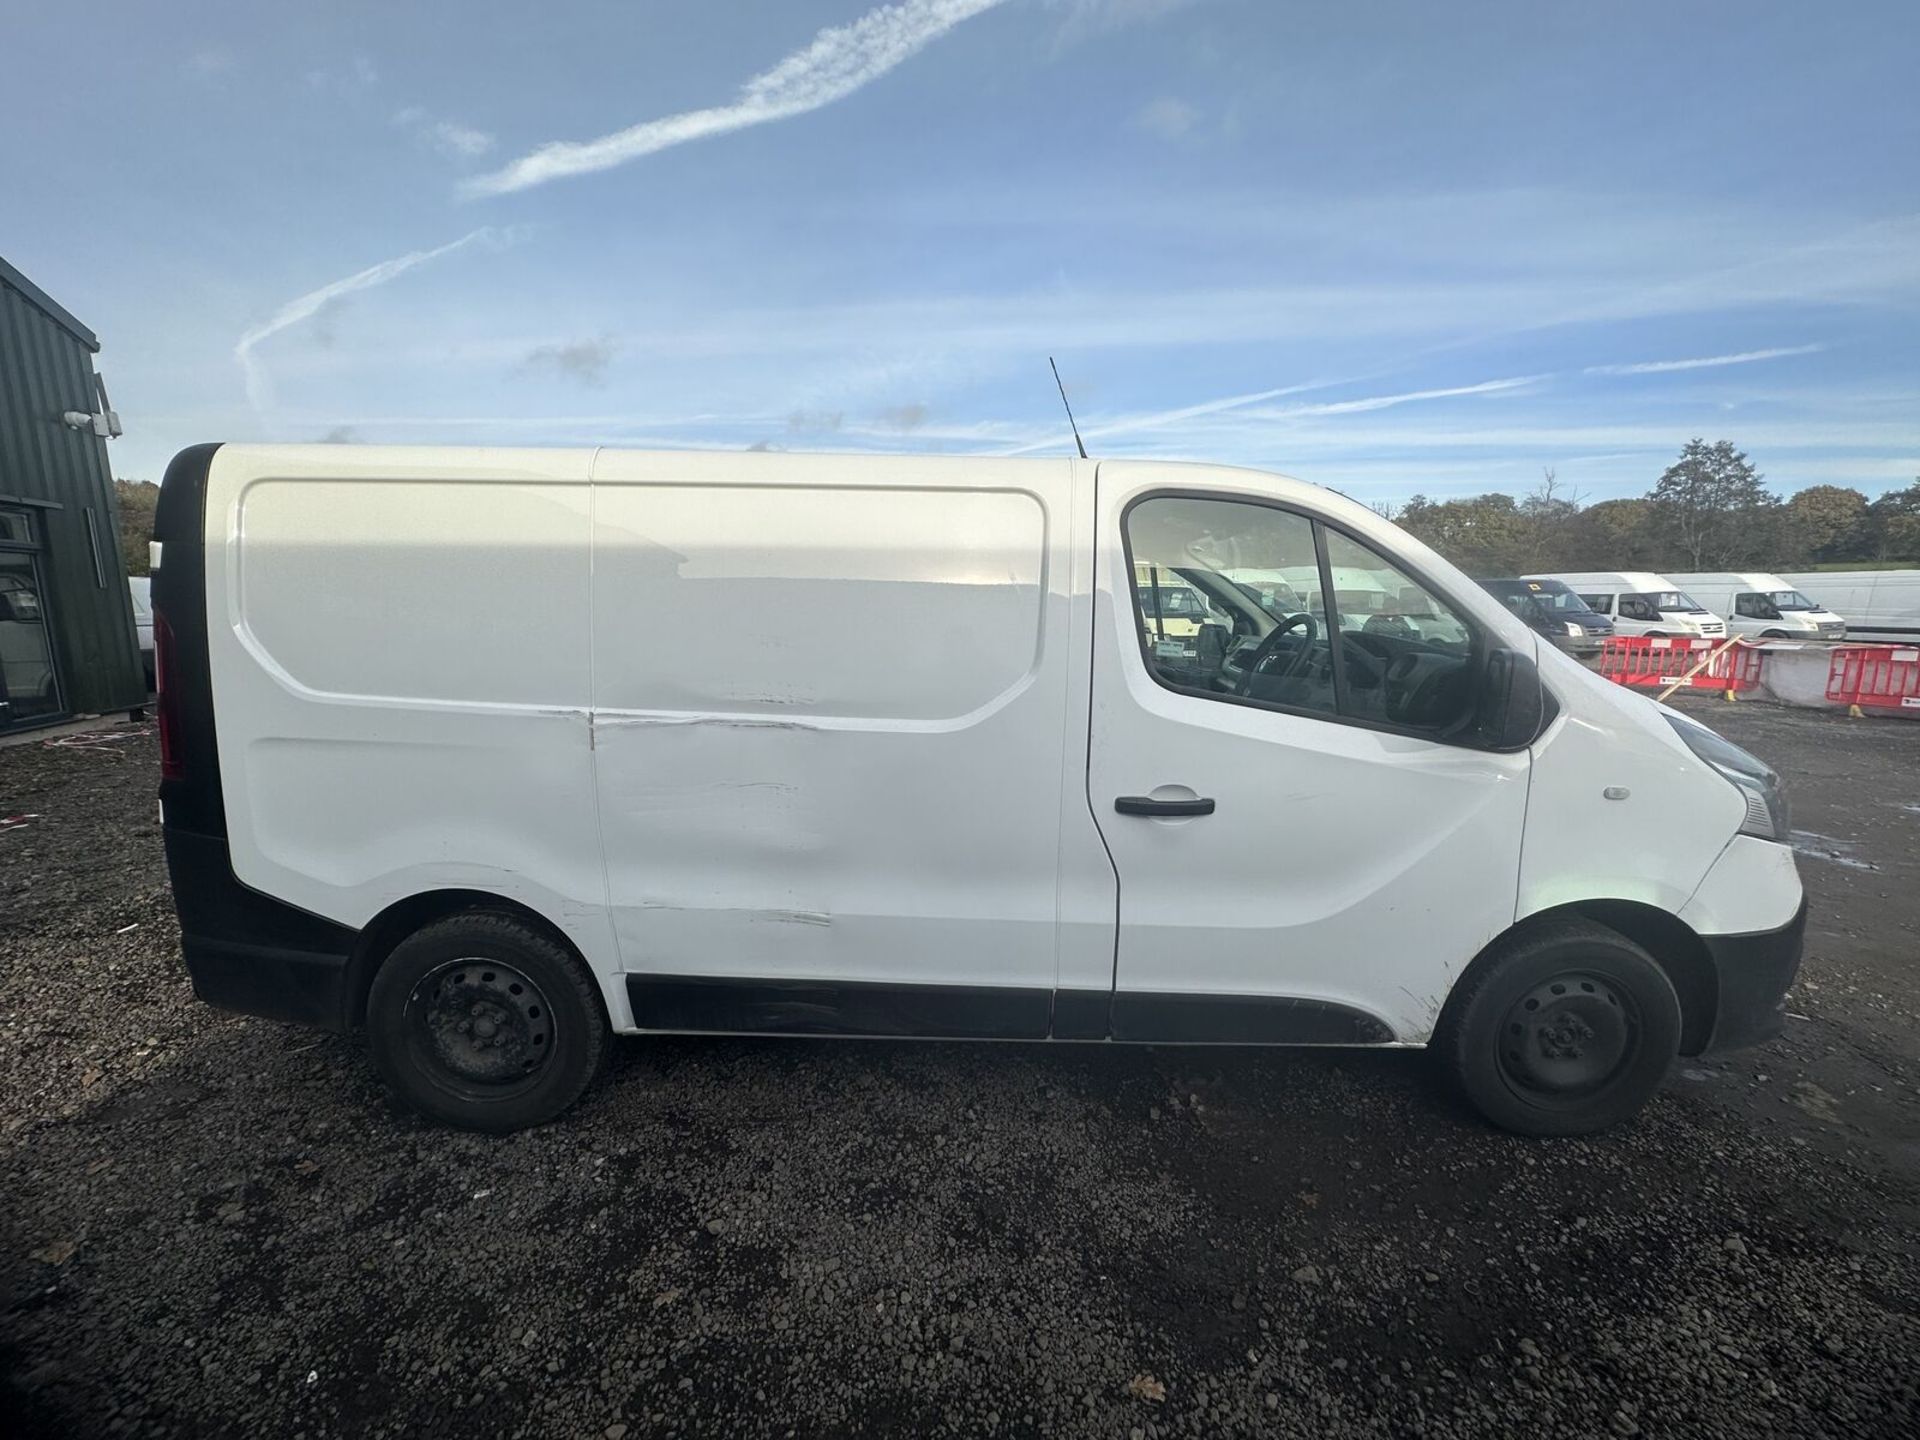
[
  {"x1": 1385, "y1": 439, "x2": 1920, "y2": 578},
  {"x1": 115, "y1": 479, "x2": 159, "y2": 575}
]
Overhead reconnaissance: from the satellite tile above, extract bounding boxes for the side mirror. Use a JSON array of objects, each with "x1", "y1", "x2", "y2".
[{"x1": 1478, "y1": 647, "x2": 1552, "y2": 751}]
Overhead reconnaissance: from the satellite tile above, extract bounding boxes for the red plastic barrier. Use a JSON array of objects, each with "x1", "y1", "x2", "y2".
[
  {"x1": 1825, "y1": 645, "x2": 1920, "y2": 714},
  {"x1": 1598, "y1": 636, "x2": 1762, "y2": 693}
]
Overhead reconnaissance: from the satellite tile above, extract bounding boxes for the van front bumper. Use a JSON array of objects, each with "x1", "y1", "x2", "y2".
[
  {"x1": 1555, "y1": 634, "x2": 1608, "y2": 657},
  {"x1": 1697, "y1": 898, "x2": 1808, "y2": 1054}
]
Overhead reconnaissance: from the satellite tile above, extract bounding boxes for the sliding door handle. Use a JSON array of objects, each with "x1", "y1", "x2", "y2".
[{"x1": 1115, "y1": 795, "x2": 1216, "y2": 817}]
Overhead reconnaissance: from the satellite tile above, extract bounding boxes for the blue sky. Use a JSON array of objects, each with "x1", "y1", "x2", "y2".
[{"x1": 5, "y1": 0, "x2": 1917, "y2": 505}]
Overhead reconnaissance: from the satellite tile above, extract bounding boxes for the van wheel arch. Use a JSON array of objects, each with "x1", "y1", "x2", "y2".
[
  {"x1": 1761, "y1": 629, "x2": 1788, "y2": 639},
  {"x1": 345, "y1": 890, "x2": 599, "y2": 1031},
  {"x1": 1447, "y1": 901, "x2": 1716, "y2": 1056}
]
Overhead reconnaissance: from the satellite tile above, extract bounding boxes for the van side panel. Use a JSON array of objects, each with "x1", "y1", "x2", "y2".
[
  {"x1": 202, "y1": 446, "x2": 625, "y2": 1021},
  {"x1": 1782, "y1": 570, "x2": 1920, "y2": 642},
  {"x1": 589, "y1": 452, "x2": 1087, "y2": 1015}
]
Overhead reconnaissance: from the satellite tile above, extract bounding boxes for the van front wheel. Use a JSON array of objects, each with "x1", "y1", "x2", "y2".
[
  {"x1": 1435, "y1": 919, "x2": 1681, "y2": 1136},
  {"x1": 367, "y1": 913, "x2": 609, "y2": 1132}
]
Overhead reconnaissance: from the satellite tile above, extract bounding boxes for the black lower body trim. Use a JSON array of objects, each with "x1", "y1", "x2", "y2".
[
  {"x1": 1698, "y1": 898, "x2": 1808, "y2": 1053},
  {"x1": 627, "y1": 975, "x2": 1052, "y2": 1039},
  {"x1": 164, "y1": 826, "x2": 358, "y2": 1030},
  {"x1": 1111, "y1": 991, "x2": 1397, "y2": 1045},
  {"x1": 626, "y1": 975, "x2": 1398, "y2": 1044},
  {"x1": 1050, "y1": 988, "x2": 1111, "y2": 1040}
]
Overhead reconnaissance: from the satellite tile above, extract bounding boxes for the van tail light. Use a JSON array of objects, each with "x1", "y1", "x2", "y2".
[{"x1": 154, "y1": 606, "x2": 183, "y2": 781}]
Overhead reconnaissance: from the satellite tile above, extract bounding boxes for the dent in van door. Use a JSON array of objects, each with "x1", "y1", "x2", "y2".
[
  {"x1": 587, "y1": 454, "x2": 1092, "y2": 1032},
  {"x1": 1086, "y1": 470, "x2": 1531, "y2": 1045}
]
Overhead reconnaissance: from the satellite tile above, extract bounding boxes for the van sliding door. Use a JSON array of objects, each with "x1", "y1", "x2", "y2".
[{"x1": 588, "y1": 452, "x2": 1108, "y2": 1038}]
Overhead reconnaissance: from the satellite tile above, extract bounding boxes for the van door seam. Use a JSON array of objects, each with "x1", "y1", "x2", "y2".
[
  {"x1": 1083, "y1": 460, "x2": 1123, "y2": 1013},
  {"x1": 582, "y1": 447, "x2": 624, "y2": 982}
]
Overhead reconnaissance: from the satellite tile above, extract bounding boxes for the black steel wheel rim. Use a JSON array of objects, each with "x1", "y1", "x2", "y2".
[
  {"x1": 1497, "y1": 971, "x2": 1636, "y2": 1099},
  {"x1": 406, "y1": 958, "x2": 555, "y2": 1097}
]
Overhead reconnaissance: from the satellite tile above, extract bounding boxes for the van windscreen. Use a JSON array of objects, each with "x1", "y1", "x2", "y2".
[
  {"x1": 1649, "y1": 591, "x2": 1706, "y2": 612},
  {"x1": 1526, "y1": 585, "x2": 1601, "y2": 616}
]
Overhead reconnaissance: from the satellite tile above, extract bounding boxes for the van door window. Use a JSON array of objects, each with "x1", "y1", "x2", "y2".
[
  {"x1": 1125, "y1": 496, "x2": 1337, "y2": 716},
  {"x1": 1123, "y1": 497, "x2": 1477, "y2": 736},
  {"x1": 1619, "y1": 595, "x2": 1658, "y2": 621},
  {"x1": 1735, "y1": 593, "x2": 1778, "y2": 619},
  {"x1": 1319, "y1": 528, "x2": 1475, "y2": 732}
]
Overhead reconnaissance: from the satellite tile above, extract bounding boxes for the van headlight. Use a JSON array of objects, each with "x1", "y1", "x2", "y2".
[{"x1": 1664, "y1": 714, "x2": 1790, "y2": 842}]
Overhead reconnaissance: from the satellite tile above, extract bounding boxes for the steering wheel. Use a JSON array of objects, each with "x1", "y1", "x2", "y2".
[{"x1": 1236, "y1": 612, "x2": 1318, "y2": 696}]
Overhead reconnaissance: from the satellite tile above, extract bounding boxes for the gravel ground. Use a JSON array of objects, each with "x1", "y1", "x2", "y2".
[{"x1": 2, "y1": 700, "x2": 1918, "y2": 1438}]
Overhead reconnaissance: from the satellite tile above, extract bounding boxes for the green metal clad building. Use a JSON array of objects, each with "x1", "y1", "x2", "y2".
[{"x1": 1, "y1": 255, "x2": 145, "y2": 732}]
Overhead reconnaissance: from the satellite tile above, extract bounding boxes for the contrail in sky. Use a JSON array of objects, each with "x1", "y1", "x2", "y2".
[
  {"x1": 235, "y1": 228, "x2": 498, "y2": 412},
  {"x1": 465, "y1": 0, "x2": 1009, "y2": 197},
  {"x1": 1584, "y1": 344, "x2": 1824, "y2": 376}
]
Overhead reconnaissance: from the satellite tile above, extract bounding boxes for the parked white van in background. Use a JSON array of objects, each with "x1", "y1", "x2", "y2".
[
  {"x1": 1530, "y1": 572, "x2": 1727, "y2": 639},
  {"x1": 1780, "y1": 570, "x2": 1920, "y2": 644},
  {"x1": 152, "y1": 445, "x2": 1806, "y2": 1137},
  {"x1": 1666, "y1": 573, "x2": 1846, "y2": 640},
  {"x1": 127, "y1": 576, "x2": 154, "y2": 685}
]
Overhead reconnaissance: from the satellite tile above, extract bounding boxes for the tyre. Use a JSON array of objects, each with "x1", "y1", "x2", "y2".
[
  {"x1": 1433, "y1": 918, "x2": 1681, "y2": 1136},
  {"x1": 367, "y1": 912, "x2": 609, "y2": 1132}
]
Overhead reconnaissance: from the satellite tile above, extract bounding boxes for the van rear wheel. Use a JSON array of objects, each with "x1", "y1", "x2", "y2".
[
  {"x1": 367, "y1": 913, "x2": 609, "y2": 1132},
  {"x1": 1434, "y1": 918, "x2": 1680, "y2": 1136}
]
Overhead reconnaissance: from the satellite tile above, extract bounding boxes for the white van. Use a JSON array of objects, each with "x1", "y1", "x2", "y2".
[
  {"x1": 1780, "y1": 570, "x2": 1920, "y2": 645},
  {"x1": 1665, "y1": 573, "x2": 1845, "y2": 641},
  {"x1": 128, "y1": 575, "x2": 155, "y2": 685},
  {"x1": 152, "y1": 445, "x2": 1805, "y2": 1136},
  {"x1": 1529, "y1": 572, "x2": 1727, "y2": 639}
]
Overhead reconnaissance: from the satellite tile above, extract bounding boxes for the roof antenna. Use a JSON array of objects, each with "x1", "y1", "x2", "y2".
[{"x1": 1049, "y1": 356, "x2": 1088, "y2": 460}]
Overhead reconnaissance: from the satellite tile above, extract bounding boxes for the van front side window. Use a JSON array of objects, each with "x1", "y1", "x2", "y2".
[
  {"x1": 1126, "y1": 497, "x2": 1337, "y2": 717},
  {"x1": 1319, "y1": 528, "x2": 1475, "y2": 731},
  {"x1": 1124, "y1": 496, "x2": 1477, "y2": 736}
]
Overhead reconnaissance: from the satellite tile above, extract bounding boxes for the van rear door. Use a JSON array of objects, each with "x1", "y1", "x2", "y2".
[{"x1": 1085, "y1": 464, "x2": 1529, "y2": 1046}]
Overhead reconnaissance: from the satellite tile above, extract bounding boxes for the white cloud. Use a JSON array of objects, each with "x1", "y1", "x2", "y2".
[
  {"x1": 1134, "y1": 97, "x2": 1200, "y2": 139},
  {"x1": 998, "y1": 376, "x2": 1349, "y2": 455},
  {"x1": 1251, "y1": 376, "x2": 1543, "y2": 419},
  {"x1": 465, "y1": 0, "x2": 1010, "y2": 197},
  {"x1": 997, "y1": 375, "x2": 1540, "y2": 456},
  {"x1": 395, "y1": 107, "x2": 496, "y2": 159},
  {"x1": 1583, "y1": 344, "x2": 1826, "y2": 376},
  {"x1": 431, "y1": 120, "x2": 496, "y2": 157},
  {"x1": 234, "y1": 229, "x2": 500, "y2": 413}
]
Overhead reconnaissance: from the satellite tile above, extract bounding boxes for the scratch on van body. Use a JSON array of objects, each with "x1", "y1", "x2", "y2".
[
  {"x1": 752, "y1": 908, "x2": 832, "y2": 927},
  {"x1": 595, "y1": 714, "x2": 822, "y2": 732},
  {"x1": 1399, "y1": 985, "x2": 1444, "y2": 1018}
]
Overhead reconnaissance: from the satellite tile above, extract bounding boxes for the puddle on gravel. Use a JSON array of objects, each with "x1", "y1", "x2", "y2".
[{"x1": 1790, "y1": 830, "x2": 1879, "y2": 871}]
